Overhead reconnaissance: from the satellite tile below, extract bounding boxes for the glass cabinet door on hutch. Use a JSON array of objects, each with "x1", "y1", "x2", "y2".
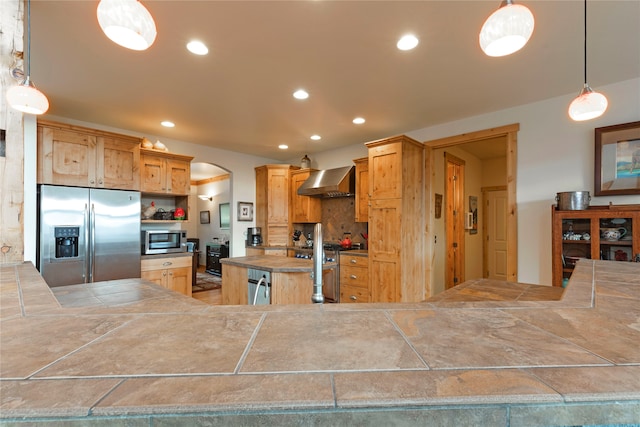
[{"x1": 552, "y1": 205, "x2": 640, "y2": 287}]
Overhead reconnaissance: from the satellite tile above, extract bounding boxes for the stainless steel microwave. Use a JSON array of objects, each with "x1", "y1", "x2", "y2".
[{"x1": 141, "y1": 230, "x2": 187, "y2": 255}]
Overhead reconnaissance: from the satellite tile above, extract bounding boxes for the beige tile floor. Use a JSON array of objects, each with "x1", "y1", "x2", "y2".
[{"x1": 1, "y1": 260, "x2": 639, "y2": 426}]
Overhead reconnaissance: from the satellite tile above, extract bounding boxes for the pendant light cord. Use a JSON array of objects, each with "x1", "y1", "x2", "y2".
[
  {"x1": 583, "y1": 0, "x2": 587, "y2": 85},
  {"x1": 26, "y1": 0, "x2": 31, "y2": 78}
]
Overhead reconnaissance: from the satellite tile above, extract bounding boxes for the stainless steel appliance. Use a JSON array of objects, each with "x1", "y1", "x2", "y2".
[
  {"x1": 37, "y1": 185, "x2": 141, "y2": 287},
  {"x1": 141, "y1": 230, "x2": 187, "y2": 254},
  {"x1": 292, "y1": 244, "x2": 340, "y2": 303},
  {"x1": 248, "y1": 268, "x2": 271, "y2": 305},
  {"x1": 246, "y1": 227, "x2": 263, "y2": 246}
]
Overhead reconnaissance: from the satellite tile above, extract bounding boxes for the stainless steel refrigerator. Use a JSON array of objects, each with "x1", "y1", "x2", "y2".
[{"x1": 37, "y1": 185, "x2": 141, "y2": 287}]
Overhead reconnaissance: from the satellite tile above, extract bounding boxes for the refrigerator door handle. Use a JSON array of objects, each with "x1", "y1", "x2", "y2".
[
  {"x1": 90, "y1": 203, "x2": 96, "y2": 283},
  {"x1": 84, "y1": 203, "x2": 90, "y2": 283}
]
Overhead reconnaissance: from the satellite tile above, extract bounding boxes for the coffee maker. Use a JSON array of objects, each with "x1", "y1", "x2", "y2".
[{"x1": 246, "y1": 227, "x2": 262, "y2": 246}]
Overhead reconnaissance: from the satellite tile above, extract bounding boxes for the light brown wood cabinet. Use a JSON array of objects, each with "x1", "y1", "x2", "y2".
[
  {"x1": 290, "y1": 168, "x2": 322, "y2": 223},
  {"x1": 37, "y1": 120, "x2": 141, "y2": 190},
  {"x1": 353, "y1": 157, "x2": 369, "y2": 222},
  {"x1": 339, "y1": 253, "x2": 370, "y2": 303},
  {"x1": 551, "y1": 205, "x2": 640, "y2": 287},
  {"x1": 140, "y1": 149, "x2": 192, "y2": 195},
  {"x1": 141, "y1": 256, "x2": 192, "y2": 296},
  {"x1": 367, "y1": 135, "x2": 425, "y2": 303},
  {"x1": 255, "y1": 164, "x2": 299, "y2": 246}
]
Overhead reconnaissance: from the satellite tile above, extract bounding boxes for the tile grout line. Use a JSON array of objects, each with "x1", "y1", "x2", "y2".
[
  {"x1": 382, "y1": 310, "x2": 431, "y2": 370},
  {"x1": 233, "y1": 312, "x2": 268, "y2": 374}
]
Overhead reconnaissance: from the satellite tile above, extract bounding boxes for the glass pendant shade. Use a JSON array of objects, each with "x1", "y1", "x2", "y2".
[
  {"x1": 568, "y1": 84, "x2": 608, "y2": 121},
  {"x1": 479, "y1": 2, "x2": 535, "y2": 57},
  {"x1": 97, "y1": 0, "x2": 157, "y2": 51},
  {"x1": 7, "y1": 78, "x2": 50, "y2": 115}
]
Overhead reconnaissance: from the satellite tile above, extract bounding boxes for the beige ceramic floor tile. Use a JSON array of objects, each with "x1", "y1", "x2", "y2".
[
  {"x1": 94, "y1": 373, "x2": 334, "y2": 415},
  {"x1": 509, "y1": 307, "x2": 640, "y2": 364},
  {"x1": 334, "y1": 369, "x2": 562, "y2": 407},
  {"x1": 391, "y1": 309, "x2": 610, "y2": 369},
  {"x1": 528, "y1": 365, "x2": 640, "y2": 402},
  {"x1": 36, "y1": 312, "x2": 263, "y2": 377},
  {"x1": 241, "y1": 310, "x2": 426, "y2": 372},
  {"x1": 0, "y1": 316, "x2": 127, "y2": 379},
  {"x1": 0, "y1": 378, "x2": 121, "y2": 417}
]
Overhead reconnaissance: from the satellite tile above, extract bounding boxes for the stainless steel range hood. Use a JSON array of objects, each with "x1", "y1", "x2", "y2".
[{"x1": 297, "y1": 166, "x2": 355, "y2": 198}]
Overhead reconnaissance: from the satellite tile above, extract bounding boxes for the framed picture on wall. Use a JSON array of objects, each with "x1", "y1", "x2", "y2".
[
  {"x1": 238, "y1": 202, "x2": 253, "y2": 221},
  {"x1": 219, "y1": 203, "x2": 230, "y2": 229},
  {"x1": 595, "y1": 121, "x2": 640, "y2": 196},
  {"x1": 199, "y1": 210, "x2": 210, "y2": 224}
]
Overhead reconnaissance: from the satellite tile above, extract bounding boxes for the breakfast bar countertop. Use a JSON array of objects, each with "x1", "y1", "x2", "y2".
[
  {"x1": 0, "y1": 260, "x2": 639, "y2": 426},
  {"x1": 220, "y1": 255, "x2": 337, "y2": 272}
]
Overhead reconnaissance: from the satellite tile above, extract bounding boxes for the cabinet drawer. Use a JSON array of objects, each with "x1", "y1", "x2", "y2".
[
  {"x1": 340, "y1": 266, "x2": 369, "y2": 289},
  {"x1": 141, "y1": 255, "x2": 192, "y2": 271},
  {"x1": 340, "y1": 285, "x2": 370, "y2": 303},
  {"x1": 339, "y1": 255, "x2": 367, "y2": 267}
]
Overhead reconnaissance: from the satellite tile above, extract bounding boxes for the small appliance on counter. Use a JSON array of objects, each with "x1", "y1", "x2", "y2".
[{"x1": 246, "y1": 227, "x2": 263, "y2": 246}]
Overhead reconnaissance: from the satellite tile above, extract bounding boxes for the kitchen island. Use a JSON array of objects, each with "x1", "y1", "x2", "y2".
[
  {"x1": 220, "y1": 255, "x2": 337, "y2": 305},
  {"x1": 0, "y1": 260, "x2": 638, "y2": 426}
]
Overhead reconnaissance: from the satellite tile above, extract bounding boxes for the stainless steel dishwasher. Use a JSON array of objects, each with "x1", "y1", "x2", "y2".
[{"x1": 248, "y1": 268, "x2": 271, "y2": 305}]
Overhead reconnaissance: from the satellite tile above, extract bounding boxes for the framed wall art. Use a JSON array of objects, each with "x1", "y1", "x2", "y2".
[
  {"x1": 219, "y1": 203, "x2": 230, "y2": 229},
  {"x1": 199, "y1": 210, "x2": 210, "y2": 224},
  {"x1": 594, "y1": 121, "x2": 640, "y2": 196},
  {"x1": 238, "y1": 202, "x2": 253, "y2": 221}
]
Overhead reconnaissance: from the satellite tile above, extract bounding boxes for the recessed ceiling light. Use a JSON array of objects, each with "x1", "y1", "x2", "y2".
[
  {"x1": 293, "y1": 89, "x2": 309, "y2": 100},
  {"x1": 186, "y1": 40, "x2": 208, "y2": 55},
  {"x1": 397, "y1": 34, "x2": 419, "y2": 51},
  {"x1": 161, "y1": 121, "x2": 175, "y2": 128},
  {"x1": 353, "y1": 117, "x2": 366, "y2": 125},
  {"x1": 279, "y1": 144, "x2": 289, "y2": 150},
  {"x1": 310, "y1": 135, "x2": 321, "y2": 141}
]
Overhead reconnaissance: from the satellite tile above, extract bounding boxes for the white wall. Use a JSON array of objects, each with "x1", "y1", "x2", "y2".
[{"x1": 408, "y1": 78, "x2": 640, "y2": 285}]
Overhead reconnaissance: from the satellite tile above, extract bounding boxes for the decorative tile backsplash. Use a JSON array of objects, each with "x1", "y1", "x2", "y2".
[{"x1": 292, "y1": 197, "x2": 368, "y2": 247}]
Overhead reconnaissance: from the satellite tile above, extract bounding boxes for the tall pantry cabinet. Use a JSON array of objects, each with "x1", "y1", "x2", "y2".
[
  {"x1": 255, "y1": 164, "x2": 299, "y2": 246},
  {"x1": 366, "y1": 135, "x2": 426, "y2": 303}
]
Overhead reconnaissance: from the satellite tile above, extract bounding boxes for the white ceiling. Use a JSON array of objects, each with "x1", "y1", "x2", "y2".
[{"x1": 24, "y1": 1, "x2": 640, "y2": 164}]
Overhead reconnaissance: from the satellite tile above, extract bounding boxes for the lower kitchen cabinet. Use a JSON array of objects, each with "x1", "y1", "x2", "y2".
[
  {"x1": 141, "y1": 255, "x2": 192, "y2": 296},
  {"x1": 339, "y1": 253, "x2": 370, "y2": 303}
]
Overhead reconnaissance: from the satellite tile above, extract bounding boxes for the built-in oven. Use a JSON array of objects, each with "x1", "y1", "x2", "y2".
[{"x1": 141, "y1": 230, "x2": 187, "y2": 255}]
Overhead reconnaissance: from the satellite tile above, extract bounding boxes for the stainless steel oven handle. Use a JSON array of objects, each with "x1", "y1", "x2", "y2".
[
  {"x1": 90, "y1": 203, "x2": 96, "y2": 282},
  {"x1": 84, "y1": 203, "x2": 89, "y2": 283}
]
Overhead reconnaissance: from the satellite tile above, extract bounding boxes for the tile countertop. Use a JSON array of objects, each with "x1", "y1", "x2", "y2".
[
  {"x1": 221, "y1": 255, "x2": 337, "y2": 272},
  {"x1": 0, "y1": 260, "x2": 639, "y2": 426}
]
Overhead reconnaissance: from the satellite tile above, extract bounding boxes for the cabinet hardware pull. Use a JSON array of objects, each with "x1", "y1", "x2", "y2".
[
  {"x1": 350, "y1": 295, "x2": 357, "y2": 301},
  {"x1": 350, "y1": 259, "x2": 357, "y2": 264},
  {"x1": 350, "y1": 274, "x2": 357, "y2": 279},
  {"x1": 163, "y1": 261, "x2": 172, "y2": 266}
]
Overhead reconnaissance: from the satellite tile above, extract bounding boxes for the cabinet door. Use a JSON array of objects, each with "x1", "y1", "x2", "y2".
[
  {"x1": 369, "y1": 142, "x2": 402, "y2": 200},
  {"x1": 98, "y1": 136, "x2": 140, "y2": 190},
  {"x1": 38, "y1": 125, "x2": 97, "y2": 187},
  {"x1": 340, "y1": 285, "x2": 370, "y2": 303},
  {"x1": 369, "y1": 198, "x2": 401, "y2": 302},
  {"x1": 354, "y1": 158, "x2": 369, "y2": 222},
  {"x1": 167, "y1": 266, "x2": 191, "y2": 296},
  {"x1": 141, "y1": 269, "x2": 166, "y2": 287},
  {"x1": 167, "y1": 159, "x2": 190, "y2": 195},
  {"x1": 268, "y1": 168, "x2": 289, "y2": 223},
  {"x1": 140, "y1": 155, "x2": 167, "y2": 193},
  {"x1": 290, "y1": 170, "x2": 321, "y2": 223}
]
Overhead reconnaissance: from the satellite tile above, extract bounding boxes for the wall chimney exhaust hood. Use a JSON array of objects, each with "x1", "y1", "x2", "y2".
[{"x1": 297, "y1": 166, "x2": 355, "y2": 198}]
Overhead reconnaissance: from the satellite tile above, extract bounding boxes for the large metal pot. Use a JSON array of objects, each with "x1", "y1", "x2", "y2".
[{"x1": 555, "y1": 191, "x2": 591, "y2": 210}]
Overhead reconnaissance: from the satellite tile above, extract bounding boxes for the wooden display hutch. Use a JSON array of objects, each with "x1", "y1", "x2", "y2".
[{"x1": 551, "y1": 204, "x2": 640, "y2": 287}]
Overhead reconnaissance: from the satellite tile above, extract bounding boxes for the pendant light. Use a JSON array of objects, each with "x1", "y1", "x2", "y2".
[
  {"x1": 6, "y1": 0, "x2": 49, "y2": 115},
  {"x1": 97, "y1": 0, "x2": 157, "y2": 51},
  {"x1": 568, "y1": 0, "x2": 608, "y2": 121},
  {"x1": 479, "y1": 0, "x2": 535, "y2": 57}
]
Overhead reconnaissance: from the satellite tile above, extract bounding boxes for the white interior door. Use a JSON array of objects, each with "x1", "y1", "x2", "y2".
[{"x1": 485, "y1": 189, "x2": 508, "y2": 280}]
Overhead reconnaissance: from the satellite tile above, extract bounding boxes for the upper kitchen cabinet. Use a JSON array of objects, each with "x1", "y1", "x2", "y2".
[
  {"x1": 256, "y1": 164, "x2": 299, "y2": 246},
  {"x1": 353, "y1": 157, "x2": 369, "y2": 222},
  {"x1": 366, "y1": 135, "x2": 425, "y2": 303},
  {"x1": 37, "y1": 120, "x2": 141, "y2": 190},
  {"x1": 290, "y1": 168, "x2": 321, "y2": 223},
  {"x1": 140, "y1": 149, "x2": 193, "y2": 195}
]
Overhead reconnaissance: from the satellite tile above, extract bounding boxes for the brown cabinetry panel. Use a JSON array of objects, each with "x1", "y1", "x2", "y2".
[
  {"x1": 290, "y1": 169, "x2": 321, "y2": 223},
  {"x1": 353, "y1": 157, "x2": 369, "y2": 222},
  {"x1": 141, "y1": 256, "x2": 192, "y2": 296},
  {"x1": 37, "y1": 120, "x2": 140, "y2": 190},
  {"x1": 140, "y1": 149, "x2": 192, "y2": 195},
  {"x1": 255, "y1": 164, "x2": 298, "y2": 246}
]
